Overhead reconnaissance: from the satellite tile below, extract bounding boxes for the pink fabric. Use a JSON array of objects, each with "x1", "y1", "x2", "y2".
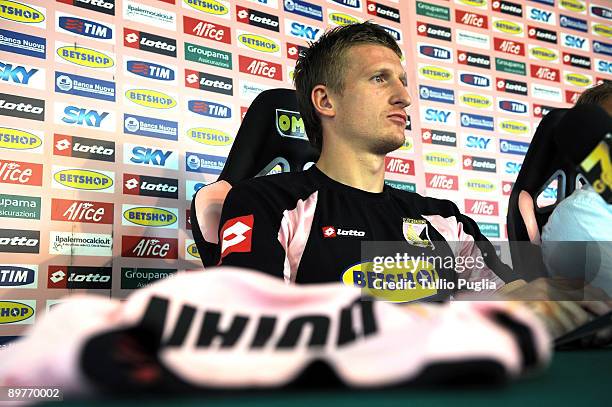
[
  {"x1": 278, "y1": 191, "x2": 318, "y2": 283},
  {"x1": 0, "y1": 269, "x2": 551, "y2": 395},
  {"x1": 423, "y1": 214, "x2": 505, "y2": 289}
]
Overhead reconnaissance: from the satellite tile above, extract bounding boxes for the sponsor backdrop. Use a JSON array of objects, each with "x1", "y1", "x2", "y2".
[{"x1": 0, "y1": 0, "x2": 610, "y2": 336}]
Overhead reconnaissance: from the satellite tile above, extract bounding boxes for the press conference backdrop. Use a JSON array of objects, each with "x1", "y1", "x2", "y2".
[{"x1": 0, "y1": 0, "x2": 610, "y2": 337}]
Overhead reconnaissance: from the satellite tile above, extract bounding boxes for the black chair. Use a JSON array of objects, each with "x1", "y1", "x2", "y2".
[
  {"x1": 190, "y1": 89, "x2": 320, "y2": 268},
  {"x1": 505, "y1": 108, "x2": 591, "y2": 281}
]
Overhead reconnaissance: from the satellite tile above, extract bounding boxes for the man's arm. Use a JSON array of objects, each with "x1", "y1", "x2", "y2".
[{"x1": 217, "y1": 184, "x2": 287, "y2": 279}]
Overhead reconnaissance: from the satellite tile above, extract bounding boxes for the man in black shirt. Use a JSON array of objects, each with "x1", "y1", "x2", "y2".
[{"x1": 212, "y1": 22, "x2": 610, "y2": 338}]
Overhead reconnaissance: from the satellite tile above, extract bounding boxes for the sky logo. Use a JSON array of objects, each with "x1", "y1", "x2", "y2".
[
  {"x1": 563, "y1": 34, "x2": 588, "y2": 51},
  {"x1": 188, "y1": 100, "x2": 232, "y2": 118},
  {"x1": 128, "y1": 146, "x2": 175, "y2": 168},
  {"x1": 62, "y1": 106, "x2": 109, "y2": 128},
  {"x1": 286, "y1": 19, "x2": 321, "y2": 40},
  {"x1": 465, "y1": 135, "x2": 492, "y2": 150},
  {"x1": 0, "y1": 63, "x2": 38, "y2": 86},
  {"x1": 422, "y1": 107, "x2": 455, "y2": 125},
  {"x1": 528, "y1": 8, "x2": 555, "y2": 24},
  {"x1": 505, "y1": 161, "x2": 522, "y2": 175}
]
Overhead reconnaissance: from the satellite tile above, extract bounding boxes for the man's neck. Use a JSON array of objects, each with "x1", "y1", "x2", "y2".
[{"x1": 315, "y1": 146, "x2": 386, "y2": 193}]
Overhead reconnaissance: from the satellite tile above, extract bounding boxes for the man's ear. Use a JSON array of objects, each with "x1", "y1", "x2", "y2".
[{"x1": 311, "y1": 84, "x2": 336, "y2": 118}]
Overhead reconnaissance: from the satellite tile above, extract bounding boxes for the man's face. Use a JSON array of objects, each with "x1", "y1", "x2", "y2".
[{"x1": 328, "y1": 44, "x2": 411, "y2": 155}]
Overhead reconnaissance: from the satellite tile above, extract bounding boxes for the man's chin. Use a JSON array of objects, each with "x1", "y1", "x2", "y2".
[{"x1": 370, "y1": 135, "x2": 406, "y2": 155}]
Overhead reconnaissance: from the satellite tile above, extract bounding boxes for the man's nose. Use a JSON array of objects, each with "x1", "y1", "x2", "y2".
[{"x1": 392, "y1": 80, "x2": 411, "y2": 109}]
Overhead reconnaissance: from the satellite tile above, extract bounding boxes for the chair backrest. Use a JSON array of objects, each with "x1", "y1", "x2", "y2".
[
  {"x1": 190, "y1": 88, "x2": 320, "y2": 267},
  {"x1": 506, "y1": 108, "x2": 582, "y2": 280}
]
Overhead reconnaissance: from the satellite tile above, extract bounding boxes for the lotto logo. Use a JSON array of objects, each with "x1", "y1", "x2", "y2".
[
  {"x1": 220, "y1": 214, "x2": 253, "y2": 258},
  {"x1": 322, "y1": 226, "x2": 336, "y2": 238}
]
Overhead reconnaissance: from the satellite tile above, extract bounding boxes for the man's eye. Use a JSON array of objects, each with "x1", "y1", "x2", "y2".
[{"x1": 373, "y1": 75, "x2": 384, "y2": 83}]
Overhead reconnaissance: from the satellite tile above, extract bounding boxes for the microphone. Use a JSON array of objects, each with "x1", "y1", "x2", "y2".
[{"x1": 554, "y1": 104, "x2": 612, "y2": 203}]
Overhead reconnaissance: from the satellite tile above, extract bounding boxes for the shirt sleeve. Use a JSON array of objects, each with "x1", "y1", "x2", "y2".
[{"x1": 217, "y1": 184, "x2": 287, "y2": 279}]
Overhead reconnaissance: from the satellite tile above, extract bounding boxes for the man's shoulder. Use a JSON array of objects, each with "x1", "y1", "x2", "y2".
[
  {"x1": 226, "y1": 170, "x2": 316, "y2": 207},
  {"x1": 387, "y1": 187, "x2": 461, "y2": 216}
]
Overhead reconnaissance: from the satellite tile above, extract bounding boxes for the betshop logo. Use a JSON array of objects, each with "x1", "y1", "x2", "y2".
[
  {"x1": 51, "y1": 198, "x2": 113, "y2": 224},
  {"x1": 48, "y1": 266, "x2": 112, "y2": 289},
  {"x1": 124, "y1": 28, "x2": 176, "y2": 57},
  {"x1": 184, "y1": 15, "x2": 231, "y2": 44},
  {"x1": 121, "y1": 236, "x2": 178, "y2": 259},
  {"x1": 53, "y1": 134, "x2": 115, "y2": 162},
  {"x1": 0, "y1": 229, "x2": 39, "y2": 254},
  {"x1": 236, "y1": 5, "x2": 279, "y2": 32},
  {"x1": 123, "y1": 173, "x2": 178, "y2": 199}
]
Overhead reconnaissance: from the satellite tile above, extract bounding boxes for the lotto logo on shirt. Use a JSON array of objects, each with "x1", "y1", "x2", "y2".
[
  {"x1": 220, "y1": 214, "x2": 253, "y2": 258},
  {"x1": 385, "y1": 156, "x2": 415, "y2": 176},
  {"x1": 0, "y1": 159, "x2": 42, "y2": 186},
  {"x1": 121, "y1": 235, "x2": 178, "y2": 259},
  {"x1": 465, "y1": 199, "x2": 499, "y2": 216},
  {"x1": 123, "y1": 28, "x2": 176, "y2": 57},
  {"x1": 238, "y1": 55, "x2": 282, "y2": 81},
  {"x1": 183, "y1": 15, "x2": 231, "y2": 44}
]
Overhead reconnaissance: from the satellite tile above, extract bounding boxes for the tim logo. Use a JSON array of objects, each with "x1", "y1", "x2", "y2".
[
  {"x1": 126, "y1": 60, "x2": 175, "y2": 82},
  {"x1": 188, "y1": 100, "x2": 231, "y2": 118},
  {"x1": 58, "y1": 17, "x2": 112, "y2": 40},
  {"x1": 220, "y1": 214, "x2": 253, "y2": 258}
]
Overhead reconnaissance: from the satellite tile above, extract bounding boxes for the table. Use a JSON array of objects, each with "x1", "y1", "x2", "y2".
[{"x1": 49, "y1": 349, "x2": 611, "y2": 406}]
